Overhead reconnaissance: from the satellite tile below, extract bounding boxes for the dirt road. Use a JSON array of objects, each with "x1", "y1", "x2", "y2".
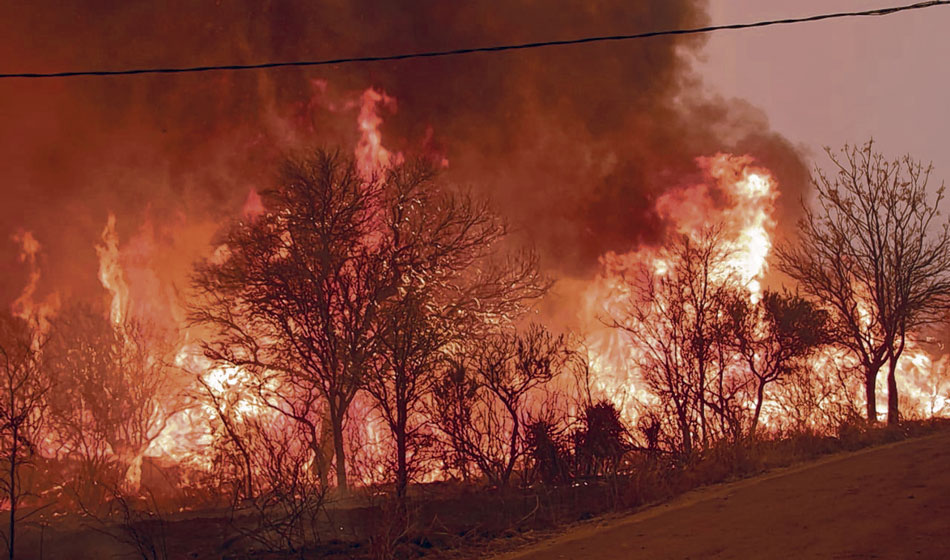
[{"x1": 497, "y1": 431, "x2": 950, "y2": 560}]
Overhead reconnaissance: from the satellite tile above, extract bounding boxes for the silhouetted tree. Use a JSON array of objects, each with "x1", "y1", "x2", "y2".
[
  {"x1": 524, "y1": 417, "x2": 570, "y2": 485},
  {"x1": 573, "y1": 401, "x2": 628, "y2": 477},
  {"x1": 0, "y1": 311, "x2": 50, "y2": 560},
  {"x1": 725, "y1": 290, "x2": 831, "y2": 436},
  {"x1": 227, "y1": 415, "x2": 327, "y2": 553},
  {"x1": 45, "y1": 305, "x2": 180, "y2": 495},
  {"x1": 192, "y1": 151, "x2": 546, "y2": 493},
  {"x1": 429, "y1": 357, "x2": 479, "y2": 481},
  {"x1": 367, "y1": 161, "x2": 545, "y2": 498},
  {"x1": 778, "y1": 141, "x2": 950, "y2": 424},
  {"x1": 191, "y1": 150, "x2": 393, "y2": 492},
  {"x1": 481, "y1": 325, "x2": 570, "y2": 486},
  {"x1": 610, "y1": 227, "x2": 738, "y2": 456},
  {"x1": 432, "y1": 324, "x2": 569, "y2": 487}
]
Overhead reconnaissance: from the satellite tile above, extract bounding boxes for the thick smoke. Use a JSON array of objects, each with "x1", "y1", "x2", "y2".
[{"x1": 0, "y1": 1, "x2": 809, "y2": 310}]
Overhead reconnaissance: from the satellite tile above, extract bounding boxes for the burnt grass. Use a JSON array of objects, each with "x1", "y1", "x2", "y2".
[{"x1": 19, "y1": 419, "x2": 950, "y2": 560}]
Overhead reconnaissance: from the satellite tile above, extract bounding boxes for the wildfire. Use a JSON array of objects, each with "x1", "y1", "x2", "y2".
[
  {"x1": 152, "y1": 86, "x2": 408, "y2": 478},
  {"x1": 7, "y1": 86, "x2": 950, "y2": 496},
  {"x1": 580, "y1": 154, "x2": 779, "y2": 424},
  {"x1": 11, "y1": 230, "x2": 59, "y2": 337},
  {"x1": 355, "y1": 88, "x2": 404, "y2": 179},
  {"x1": 654, "y1": 154, "x2": 777, "y2": 302},
  {"x1": 96, "y1": 214, "x2": 130, "y2": 328},
  {"x1": 579, "y1": 152, "x2": 950, "y2": 433}
]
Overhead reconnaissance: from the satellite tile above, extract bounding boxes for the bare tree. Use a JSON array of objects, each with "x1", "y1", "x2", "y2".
[
  {"x1": 778, "y1": 141, "x2": 950, "y2": 424},
  {"x1": 0, "y1": 311, "x2": 50, "y2": 560},
  {"x1": 609, "y1": 228, "x2": 738, "y2": 456},
  {"x1": 429, "y1": 357, "x2": 479, "y2": 482},
  {"x1": 724, "y1": 290, "x2": 831, "y2": 437},
  {"x1": 367, "y1": 160, "x2": 546, "y2": 498},
  {"x1": 239, "y1": 418, "x2": 327, "y2": 552},
  {"x1": 191, "y1": 150, "x2": 394, "y2": 492},
  {"x1": 45, "y1": 305, "x2": 180, "y2": 495},
  {"x1": 432, "y1": 324, "x2": 570, "y2": 487},
  {"x1": 194, "y1": 367, "x2": 330, "y2": 551},
  {"x1": 193, "y1": 151, "x2": 547, "y2": 493}
]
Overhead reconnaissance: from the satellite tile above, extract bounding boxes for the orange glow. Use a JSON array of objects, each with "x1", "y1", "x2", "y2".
[
  {"x1": 579, "y1": 154, "x2": 778, "y2": 425},
  {"x1": 11, "y1": 230, "x2": 60, "y2": 337},
  {"x1": 6, "y1": 86, "x2": 950, "y2": 494},
  {"x1": 96, "y1": 214, "x2": 130, "y2": 328},
  {"x1": 355, "y1": 87, "x2": 404, "y2": 179}
]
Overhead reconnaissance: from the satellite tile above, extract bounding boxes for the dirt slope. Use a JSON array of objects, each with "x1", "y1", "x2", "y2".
[{"x1": 496, "y1": 430, "x2": 950, "y2": 560}]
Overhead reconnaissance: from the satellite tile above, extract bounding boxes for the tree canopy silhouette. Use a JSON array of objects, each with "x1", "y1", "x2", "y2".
[{"x1": 778, "y1": 140, "x2": 950, "y2": 424}]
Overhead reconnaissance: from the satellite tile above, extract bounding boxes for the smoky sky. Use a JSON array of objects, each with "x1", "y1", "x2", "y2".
[{"x1": 0, "y1": 1, "x2": 810, "y2": 309}]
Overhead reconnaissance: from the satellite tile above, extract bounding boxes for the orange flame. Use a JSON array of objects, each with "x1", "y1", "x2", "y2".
[
  {"x1": 96, "y1": 214, "x2": 130, "y2": 328},
  {"x1": 579, "y1": 154, "x2": 778, "y2": 424},
  {"x1": 11, "y1": 230, "x2": 60, "y2": 336},
  {"x1": 15, "y1": 88, "x2": 947, "y2": 494},
  {"x1": 355, "y1": 87, "x2": 403, "y2": 178}
]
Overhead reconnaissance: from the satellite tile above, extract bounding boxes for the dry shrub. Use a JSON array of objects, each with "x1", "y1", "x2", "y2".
[
  {"x1": 77, "y1": 485, "x2": 169, "y2": 560},
  {"x1": 224, "y1": 416, "x2": 329, "y2": 555}
]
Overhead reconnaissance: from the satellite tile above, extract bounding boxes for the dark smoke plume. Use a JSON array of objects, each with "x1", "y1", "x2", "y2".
[{"x1": 0, "y1": 1, "x2": 808, "y2": 309}]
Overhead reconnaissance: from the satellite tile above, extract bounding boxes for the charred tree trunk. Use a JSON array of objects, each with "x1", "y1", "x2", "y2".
[
  {"x1": 865, "y1": 370, "x2": 878, "y2": 424},
  {"x1": 395, "y1": 399, "x2": 408, "y2": 500},
  {"x1": 313, "y1": 415, "x2": 334, "y2": 491},
  {"x1": 331, "y1": 410, "x2": 347, "y2": 492},
  {"x1": 8, "y1": 424, "x2": 17, "y2": 560},
  {"x1": 676, "y1": 402, "x2": 692, "y2": 458},
  {"x1": 886, "y1": 335, "x2": 906, "y2": 426},
  {"x1": 886, "y1": 361, "x2": 900, "y2": 426},
  {"x1": 504, "y1": 403, "x2": 520, "y2": 487},
  {"x1": 750, "y1": 379, "x2": 766, "y2": 439},
  {"x1": 313, "y1": 414, "x2": 334, "y2": 491}
]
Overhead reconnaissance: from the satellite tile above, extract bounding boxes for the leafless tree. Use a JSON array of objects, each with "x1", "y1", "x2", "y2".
[
  {"x1": 191, "y1": 150, "x2": 392, "y2": 492},
  {"x1": 367, "y1": 160, "x2": 546, "y2": 498},
  {"x1": 194, "y1": 366, "x2": 331, "y2": 551},
  {"x1": 238, "y1": 418, "x2": 327, "y2": 552},
  {"x1": 724, "y1": 290, "x2": 831, "y2": 437},
  {"x1": 44, "y1": 304, "x2": 181, "y2": 496},
  {"x1": 192, "y1": 151, "x2": 547, "y2": 493},
  {"x1": 778, "y1": 141, "x2": 950, "y2": 424},
  {"x1": 432, "y1": 324, "x2": 570, "y2": 487},
  {"x1": 609, "y1": 228, "x2": 738, "y2": 456},
  {"x1": 0, "y1": 311, "x2": 51, "y2": 560},
  {"x1": 429, "y1": 357, "x2": 478, "y2": 482}
]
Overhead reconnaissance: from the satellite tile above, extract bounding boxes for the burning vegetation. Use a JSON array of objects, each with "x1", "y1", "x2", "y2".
[
  {"x1": 2, "y1": 95, "x2": 950, "y2": 557},
  {"x1": 1, "y1": 4, "x2": 950, "y2": 558}
]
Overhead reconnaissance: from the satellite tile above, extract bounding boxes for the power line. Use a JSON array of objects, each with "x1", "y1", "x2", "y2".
[{"x1": 1, "y1": 0, "x2": 948, "y2": 80}]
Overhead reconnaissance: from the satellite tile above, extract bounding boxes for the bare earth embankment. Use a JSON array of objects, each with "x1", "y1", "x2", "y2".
[{"x1": 496, "y1": 429, "x2": 950, "y2": 560}]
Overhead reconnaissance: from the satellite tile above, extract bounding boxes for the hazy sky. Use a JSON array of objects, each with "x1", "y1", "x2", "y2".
[{"x1": 701, "y1": 0, "x2": 950, "y2": 176}]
